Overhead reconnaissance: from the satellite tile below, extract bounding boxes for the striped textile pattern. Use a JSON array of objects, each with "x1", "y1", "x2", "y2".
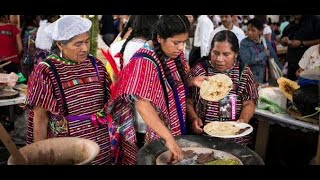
[
  {"x1": 26, "y1": 55, "x2": 112, "y2": 164},
  {"x1": 110, "y1": 48, "x2": 188, "y2": 164},
  {"x1": 188, "y1": 60, "x2": 258, "y2": 145}
]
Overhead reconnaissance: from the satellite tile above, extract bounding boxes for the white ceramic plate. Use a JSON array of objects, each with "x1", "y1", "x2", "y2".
[
  {"x1": 156, "y1": 147, "x2": 243, "y2": 165},
  {"x1": 204, "y1": 121, "x2": 253, "y2": 138}
]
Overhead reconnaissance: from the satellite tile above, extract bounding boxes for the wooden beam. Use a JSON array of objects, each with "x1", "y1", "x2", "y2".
[
  {"x1": 315, "y1": 114, "x2": 320, "y2": 165},
  {"x1": 255, "y1": 118, "x2": 270, "y2": 161}
]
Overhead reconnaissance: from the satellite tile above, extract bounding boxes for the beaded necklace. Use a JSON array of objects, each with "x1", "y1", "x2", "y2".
[{"x1": 47, "y1": 54, "x2": 79, "y2": 65}]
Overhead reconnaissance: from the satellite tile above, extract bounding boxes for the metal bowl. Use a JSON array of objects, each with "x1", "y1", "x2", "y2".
[{"x1": 7, "y1": 137, "x2": 100, "y2": 165}]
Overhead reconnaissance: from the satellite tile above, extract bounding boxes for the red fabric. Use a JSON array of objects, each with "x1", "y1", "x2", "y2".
[
  {"x1": 0, "y1": 24, "x2": 20, "y2": 63},
  {"x1": 101, "y1": 49, "x2": 119, "y2": 98},
  {"x1": 101, "y1": 49, "x2": 119, "y2": 78}
]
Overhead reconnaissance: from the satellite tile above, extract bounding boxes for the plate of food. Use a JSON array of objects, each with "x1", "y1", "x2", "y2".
[
  {"x1": 200, "y1": 74, "x2": 233, "y2": 102},
  {"x1": 203, "y1": 121, "x2": 253, "y2": 138},
  {"x1": 156, "y1": 147, "x2": 242, "y2": 165}
]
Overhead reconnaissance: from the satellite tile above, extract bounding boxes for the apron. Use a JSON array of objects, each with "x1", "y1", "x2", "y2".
[{"x1": 45, "y1": 57, "x2": 111, "y2": 165}]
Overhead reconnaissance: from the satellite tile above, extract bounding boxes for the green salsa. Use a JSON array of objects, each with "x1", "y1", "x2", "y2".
[{"x1": 204, "y1": 159, "x2": 240, "y2": 165}]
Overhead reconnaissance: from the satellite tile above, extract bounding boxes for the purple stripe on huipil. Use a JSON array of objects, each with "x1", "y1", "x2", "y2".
[
  {"x1": 65, "y1": 114, "x2": 92, "y2": 122},
  {"x1": 26, "y1": 57, "x2": 112, "y2": 164}
]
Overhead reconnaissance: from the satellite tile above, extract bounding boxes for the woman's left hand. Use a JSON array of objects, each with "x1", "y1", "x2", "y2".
[
  {"x1": 188, "y1": 76, "x2": 208, "y2": 88},
  {"x1": 237, "y1": 119, "x2": 249, "y2": 123}
]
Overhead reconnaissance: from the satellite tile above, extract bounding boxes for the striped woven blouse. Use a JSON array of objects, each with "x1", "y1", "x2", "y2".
[
  {"x1": 111, "y1": 48, "x2": 188, "y2": 144},
  {"x1": 26, "y1": 54, "x2": 111, "y2": 143},
  {"x1": 188, "y1": 59, "x2": 258, "y2": 123}
]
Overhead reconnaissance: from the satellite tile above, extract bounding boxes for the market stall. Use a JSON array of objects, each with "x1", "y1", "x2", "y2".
[
  {"x1": 254, "y1": 76, "x2": 319, "y2": 164},
  {"x1": 254, "y1": 108, "x2": 319, "y2": 164}
]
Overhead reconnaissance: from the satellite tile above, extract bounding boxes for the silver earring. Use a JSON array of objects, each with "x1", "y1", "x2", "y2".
[{"x1": 60, "y1": 51, "x2": 63, "y2": 58}]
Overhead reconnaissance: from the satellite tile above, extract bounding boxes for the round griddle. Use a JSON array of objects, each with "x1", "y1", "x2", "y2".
[
  {"x1": 137, "y1": 135, "x2": 264, "y2": 165},
  {"x1": 156, "y1": 147, "x2": 243, "y2": 165}
]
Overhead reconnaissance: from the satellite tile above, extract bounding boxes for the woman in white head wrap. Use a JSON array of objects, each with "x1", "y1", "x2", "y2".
[{"x1": 25, "y1": 16, "x2": 112, "y2": 165}]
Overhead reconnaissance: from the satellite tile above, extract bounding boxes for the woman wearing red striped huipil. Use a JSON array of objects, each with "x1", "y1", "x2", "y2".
[
  {"x1": 187, "y1": 30, "x2": 259, "y2": 146},
  {"x1": 108, "y1": 15, "x2": 207, "y2": 165},
  {"x1": 25, "y1": 16, "x2": 112, "y2": 165}
]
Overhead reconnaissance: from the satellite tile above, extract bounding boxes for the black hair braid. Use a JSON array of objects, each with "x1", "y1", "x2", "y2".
[
  {"x1": 174, "y1": 57, "x2": 188, "y2": 88},
  {"x1": 119, "y1": 32, "x2": 135, "y2": 70},
  {"x1": 152, "y1": 39, "x2": 176, "y2": 91},
  {"x1": 151, "y1": 15, "x2": 190, "y2": 92}
]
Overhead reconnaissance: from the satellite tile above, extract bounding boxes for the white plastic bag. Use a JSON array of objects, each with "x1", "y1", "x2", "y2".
[
  {"x1": 258, "y1": 87, "x2": 287, "y2": 114},
  {"x1": 269, "y1": 58, "x2": 282, "y2": 79},
  {"x1": 261, "y1": 36, "x2": 282, "y2": 80}
]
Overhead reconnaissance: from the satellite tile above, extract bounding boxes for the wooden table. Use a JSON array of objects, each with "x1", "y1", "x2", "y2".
[{"x1": 254, "y1": 109, "x2": 320, "y2": 164}]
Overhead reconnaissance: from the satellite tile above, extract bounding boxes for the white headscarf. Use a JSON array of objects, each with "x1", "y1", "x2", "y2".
[{"x1": 45, "y1": 15, "x2": 92, "y2": 41}]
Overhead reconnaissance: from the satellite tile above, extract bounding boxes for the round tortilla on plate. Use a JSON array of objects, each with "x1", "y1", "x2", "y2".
[
  {"x1": 200, "y1": 74, "x2": 233, "y2": 102},
  {"x1": 203, "y1": 121, "x2": 240, "y2": 136}
]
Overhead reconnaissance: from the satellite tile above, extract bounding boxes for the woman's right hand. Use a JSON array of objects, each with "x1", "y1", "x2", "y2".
[
  {"x1": 188, "y1": 76, "x2": 209, "y2": 88},
  {"x1": 191, "y1": 117, "x2": 203, "y2": 134},
  {"x1": 165, "y1": 137, "x2": 183, "y2": 162}
]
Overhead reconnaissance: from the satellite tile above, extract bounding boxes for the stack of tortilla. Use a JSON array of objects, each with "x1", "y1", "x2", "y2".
[
  {"x1": 200, "y1": 74, "x2": 233, "y2": 102},
  {"x1": 203, "y1": 121, "x2": 240, "y2": 136}
]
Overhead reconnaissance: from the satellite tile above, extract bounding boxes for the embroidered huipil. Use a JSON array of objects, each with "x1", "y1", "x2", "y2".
[
  {"x1": 26, "y1": 54, "x2": 112, "y2": 165},
  {"x1": 110, "y1": 47, "x2": 188, "y2": 165}
]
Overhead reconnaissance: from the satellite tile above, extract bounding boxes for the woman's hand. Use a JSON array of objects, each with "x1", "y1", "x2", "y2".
[
  {"x1": 191, "y1": 117, "x2": 203, "y2": 134},
  {"x1": 237, "y1": 118, "x2": 249, "y2": 123},
  {"x1": 296, "y1": 68, "x2": 304, "y2": 77},
  {"x1": 280, "y1": 36, "x2": 290, "y2": 46},
  {"x1": 188, "y1": 76, "x2": 208, "y2": 88},
  {"x1": 165, "y1": 137, "x2": 183, "y2": 162},
  {"x1": 264, "y1": 49, "x2": 270, "y2": 58},
  {"x1": 288, "y1": 39, "x2": 302, "y2": 48},
  {"x1": 136, "y1": 99, "x2": 183, "y2": 161}
]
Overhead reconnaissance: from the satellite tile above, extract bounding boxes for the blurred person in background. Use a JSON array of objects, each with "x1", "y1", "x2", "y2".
[
  {"x1": 280, "y1": 15, "x2": 320, "y2": 81},
  {"x1": 0, "y1": 15, "x2": 23, "y2": 73}
]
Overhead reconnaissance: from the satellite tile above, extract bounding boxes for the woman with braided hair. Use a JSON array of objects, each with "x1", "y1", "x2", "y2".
[
  {"x1": 109, "y1": 15, "x2": 159, "y2": 71},
  {"x1": 109, "y1": 15, "x2": 207, "y2": 165}
]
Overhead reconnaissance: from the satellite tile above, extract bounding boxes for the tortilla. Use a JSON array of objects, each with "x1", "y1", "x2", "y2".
[
  {"x1": 277, "y1": 77, "x2": 300, "y2": 101},
  {"x1": 200, "y1": 74, "x2": 233, "y2": 102},
  {"x1": 203, "y1": 121, "x2": 240, "y2": 136}
]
